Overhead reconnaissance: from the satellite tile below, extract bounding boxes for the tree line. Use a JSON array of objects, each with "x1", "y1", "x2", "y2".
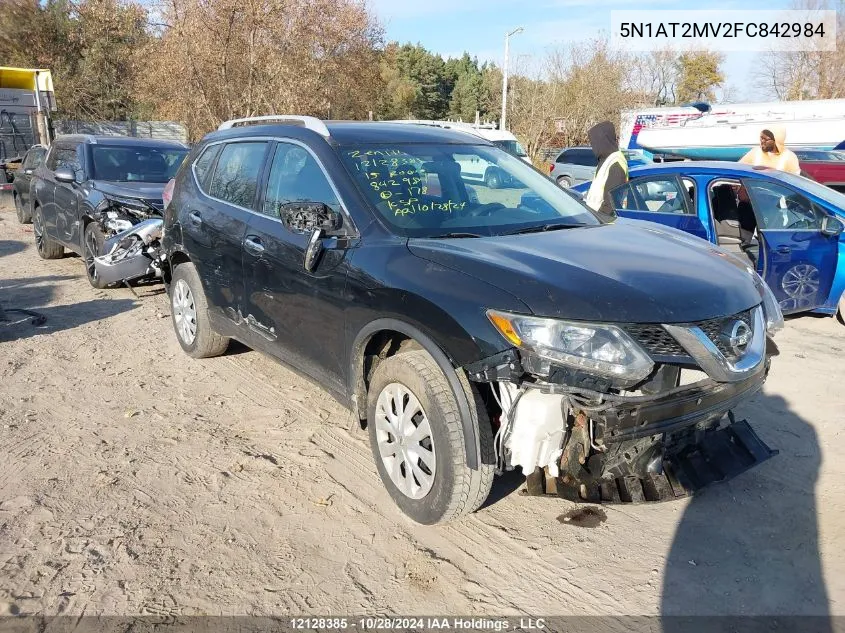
[{"x1": 0, "y1": 0, "x2": 842, "y2": 157}]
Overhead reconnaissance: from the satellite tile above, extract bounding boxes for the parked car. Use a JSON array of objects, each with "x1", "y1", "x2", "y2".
[
  {"x1": 11, "y1": 144, "x2": 47, "y2": 224},
  {"x1": 162, "y1": 116, "x2": 783, "y2": 524},
  {"x1": 572, "y1": 162, "x2": 845, "y2": 321},
  {"x1": 30, "y1": 135, "x2": 189, "y2": 287},
  {"x1": 790, "y1": 148, "x2": 845, "y2": 193},
  {"x1": 549, "y1": 147, "x2": 649, "y2": 188}
]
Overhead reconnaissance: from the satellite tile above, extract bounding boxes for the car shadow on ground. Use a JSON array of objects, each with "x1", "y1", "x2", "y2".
[
  {"x1": 0, "y1": 239, "x2": 27, "y2": 258},
  {"x1": 0, "y1": 275, "x2": 137, "y2": 343},
  {"x1": 660, "y1": 391, "x2": 829, "y2": 631}
]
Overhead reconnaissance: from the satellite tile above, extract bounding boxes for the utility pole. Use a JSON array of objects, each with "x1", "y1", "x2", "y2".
[{"x1": 500, "y1": 26, "x2": 524, "y2": 131}]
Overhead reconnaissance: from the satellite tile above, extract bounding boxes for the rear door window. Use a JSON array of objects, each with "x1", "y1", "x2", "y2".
[
  {"x1": 208, "y1": 142, "x2": 269, "y2": 209},
  {"x1": 612, "y1": 177, "x2": 691, "y2": 214},
  {"x1": 574, "y1": 149, "x2": 597, "y2": 167}
]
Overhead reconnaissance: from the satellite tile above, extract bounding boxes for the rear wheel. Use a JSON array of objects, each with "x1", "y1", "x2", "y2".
[
  {"x1": 14, "y1": 193, "x2": 32, "y2": 224},
  {"x1": 837, "y1": 293, "x2": 844, "y2": 325},
  {"x1": 170, "y1": 262, "x2": 230, "y2": 358},
  {"x1": 366, "y1": 349, "x2": 494, "y2": 524},
  {"x1": 33, "y1": 205, "x2": 63, "y2": 259},
  {"x1": 84, "y1": 222, "x2": 110, "y2": 289},
  {"x1": 556, "y1": 175, "x2": 573, "y2": 188}
]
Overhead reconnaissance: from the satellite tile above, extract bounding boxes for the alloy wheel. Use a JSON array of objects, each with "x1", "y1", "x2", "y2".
[
  {"x1": 85, "y1": 229, "x2": 100, "y2": 282},
  {"x1": 374, "y1": 382, "x2": 436, "y2": 499},
  {"x1": 33, "y1": 209, "x2": 45, "y2": 254},
  {"x1": 781, "y1": 264, "x2": 820, "y2": 310}
]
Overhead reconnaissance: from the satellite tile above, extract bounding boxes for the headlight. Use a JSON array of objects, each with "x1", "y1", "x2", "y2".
[
  {"x1": 487, "y1": 309, "x2": 654, "y2": 383},
  {"x1": 751, "y1": 271, "x2": 784, "y2": 336}
]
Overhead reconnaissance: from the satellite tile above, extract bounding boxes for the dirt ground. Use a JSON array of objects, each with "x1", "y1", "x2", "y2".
[{"x1": 0, "y1": 200, "x2": 843, "y2": 618}]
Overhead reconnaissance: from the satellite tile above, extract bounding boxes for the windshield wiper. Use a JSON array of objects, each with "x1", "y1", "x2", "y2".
[
  {"x1": 502, "y1": 223, "x2": 578, "y2": 236},
  {"x1": 429, "y1": 232, "x2": 483, "y2": 239}
]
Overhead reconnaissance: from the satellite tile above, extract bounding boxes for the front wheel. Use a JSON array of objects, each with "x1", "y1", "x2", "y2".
[
  {"x1": 170, "y1": 262, "x2": 230, "y2": 358},
  {"x1": 84, "y1": 222, "x2": 110, "y2": 289},
  {"x1": 366, "y1": 349, "x2": 494, "y2": 524}
]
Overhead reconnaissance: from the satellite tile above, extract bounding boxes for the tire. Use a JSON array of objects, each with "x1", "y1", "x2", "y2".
[
  {"x1": 14, "y1": 192, "x2": 31, "y2": 224},
  {"x1": 366, "y1": 349, "x2": 495, "y2": 524},
  {"x1": 170, "y1": 262, "x2": 230, "y2": 358},
  {"x1": 83, "y1": 222, "x2": 110, "y2": 289},
  {"x1": 556, "y1": 175, "x2": 573, "y2": 188},
  {"x1": 837, "y1": 293, "x2": 844, "y2": 326},
  {"x1": 32, "y1": 205, "x2": 63, "y2": 259},
  {"x1": 485, "y1": 169, "x2": 501, "y2": 189}
]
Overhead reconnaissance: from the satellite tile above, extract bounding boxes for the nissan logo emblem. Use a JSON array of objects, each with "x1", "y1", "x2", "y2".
[{"x1": 720, "y1": 320, "x2": 752, "y2": 356}]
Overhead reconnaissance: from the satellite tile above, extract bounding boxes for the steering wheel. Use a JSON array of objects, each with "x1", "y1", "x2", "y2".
[{"x1": 468, "y1": 202, "x2": 506, "y2": 217}]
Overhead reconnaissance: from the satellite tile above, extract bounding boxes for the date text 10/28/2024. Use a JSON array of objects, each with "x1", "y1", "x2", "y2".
[{"x1": 289, "y1": 618, "x2": 548, "y2": 631}]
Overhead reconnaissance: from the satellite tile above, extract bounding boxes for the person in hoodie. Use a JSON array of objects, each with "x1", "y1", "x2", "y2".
[
  {"x1": 584, "y1": 121, "x2": 628, "y2": 215},
  {"x1": 739, "y1": 126, "x2": 801, "y2": 175}
]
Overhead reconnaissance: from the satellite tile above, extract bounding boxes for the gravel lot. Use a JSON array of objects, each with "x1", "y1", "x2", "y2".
[{"x1": 1, "y1": 201, "x2": 843, "y2": 617}]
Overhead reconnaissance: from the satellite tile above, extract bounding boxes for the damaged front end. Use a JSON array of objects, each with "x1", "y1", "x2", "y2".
[
  {"x1": 91, "y1": 196, "x2": 165, "y2": 286},
  {"x1": 467, "y1": 276, "x2": 784, "y2": 503}
]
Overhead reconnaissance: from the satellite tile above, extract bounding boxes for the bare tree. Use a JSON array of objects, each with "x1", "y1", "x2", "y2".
[
  {"x1": 138, "y1": 0, "x2": 385, "y2": 140},
  {"x1": 628, "y1": 48, "x2": 679, "y2": 106},
  {"x1": 753, "y1": 0, "x2": 845, "y2": 100}
]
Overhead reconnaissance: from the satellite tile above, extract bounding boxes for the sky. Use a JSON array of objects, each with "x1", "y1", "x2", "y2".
[{"x1": 367, "y1": 0, "x2": 799, "y2": 103}]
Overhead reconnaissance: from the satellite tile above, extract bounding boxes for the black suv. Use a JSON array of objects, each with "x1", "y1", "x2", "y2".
[
  {"x1": 11, "y1": 144, "x2": 47, "y2": 224},
  {"x1": 31, "y1": 135, "x2": 188, "y2": 287},
  {"x1": 163, "y1": 116, "x2": 784, "y2": 524}
]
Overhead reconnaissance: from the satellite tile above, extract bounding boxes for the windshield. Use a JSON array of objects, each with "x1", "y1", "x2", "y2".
[
  {"x1": 338, "y1": 143, "x2": 601, "y2": 238},
  {"x1": 92, "y1": 146, "x2": 188, "y2": 183},
  {"x1": 493, "y1": 140, "x2": 528, "y2": 157}
]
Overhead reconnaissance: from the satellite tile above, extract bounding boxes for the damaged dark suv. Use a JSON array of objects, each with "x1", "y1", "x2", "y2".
[
  {"x1": 162, "y1": 116, "x2": 784, "y2": 524},
  {"x1": 31, "y1": 135, "x2": 188, "y2": 287}
]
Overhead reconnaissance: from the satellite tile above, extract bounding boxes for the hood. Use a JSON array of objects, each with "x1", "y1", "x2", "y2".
[
  {"x1": 588, "y1": 121, "x2": 618, "y2": 161},
  {"x1": 407, "y1": 220, "x2": 762, "y2": 324},
  {"x1": 93, "y1": 180, "x2": 166, "y2": 201}
]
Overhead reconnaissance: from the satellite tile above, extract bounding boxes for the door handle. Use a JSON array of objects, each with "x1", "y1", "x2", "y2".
[
  {"x1": 244, "y1": 235, "x2": 265, "y2": 255},
  {"x1": 188, "y1": 211, "x2": 202, "y2": 226},
  {"x1": 776, "y1": 245, "x2": 792, "y2": 254}
]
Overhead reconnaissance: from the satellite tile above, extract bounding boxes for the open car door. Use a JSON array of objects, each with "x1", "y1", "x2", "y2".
[
  {"x1": 742, "y1": 179, "x2": 841, "y2": 313},
  {"x1": 609, "y1": 175, "x2": 709, "y2": 241}
]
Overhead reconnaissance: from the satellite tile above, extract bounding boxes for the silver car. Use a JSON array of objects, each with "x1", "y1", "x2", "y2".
[{"x1": 549, "y1": 146, "x2": 597, "y2": 188}]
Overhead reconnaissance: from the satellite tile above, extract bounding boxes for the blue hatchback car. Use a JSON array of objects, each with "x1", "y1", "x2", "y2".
[{"x1": 574, "y1": 162, "x2": 845, "y2": 320}]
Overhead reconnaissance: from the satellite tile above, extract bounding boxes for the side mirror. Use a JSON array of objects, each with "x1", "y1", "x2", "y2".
[
  {"x1": 279, "y1": 202, "x2": 343, "y2": 273},
  {"x1": 821, "y1": 215, "x2": 844, "y2": 237},
  {"x1": 279, "y1": 202, "x2": 342, "y2": 235},
  {"x1": 54, "y1": 167, "x2": 76, "y2": 183}
]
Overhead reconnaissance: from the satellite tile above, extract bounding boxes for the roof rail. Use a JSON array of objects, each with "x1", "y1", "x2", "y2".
[{"x1": 217, "y1": 115, "x2": 330, "y2": 137}]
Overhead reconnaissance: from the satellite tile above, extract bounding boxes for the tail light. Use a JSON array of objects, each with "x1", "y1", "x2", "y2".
[
  {"x1": 162, "y1": 178, "x2": 175, "y2": 209},
  {"x1": 548, "y1": 164, "x2": 554, "y2": 173},
  {"x1": 0, "y1": 183, "x2": 12, "y2": 192}
]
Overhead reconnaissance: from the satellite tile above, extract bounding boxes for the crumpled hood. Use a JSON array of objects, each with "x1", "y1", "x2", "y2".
[
  {"x1": 93, "y1": 180, "x2": 166, "y2": 201},
  {"x1": 407, "y1": 220, "x2": 762, "y2": 324}
]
